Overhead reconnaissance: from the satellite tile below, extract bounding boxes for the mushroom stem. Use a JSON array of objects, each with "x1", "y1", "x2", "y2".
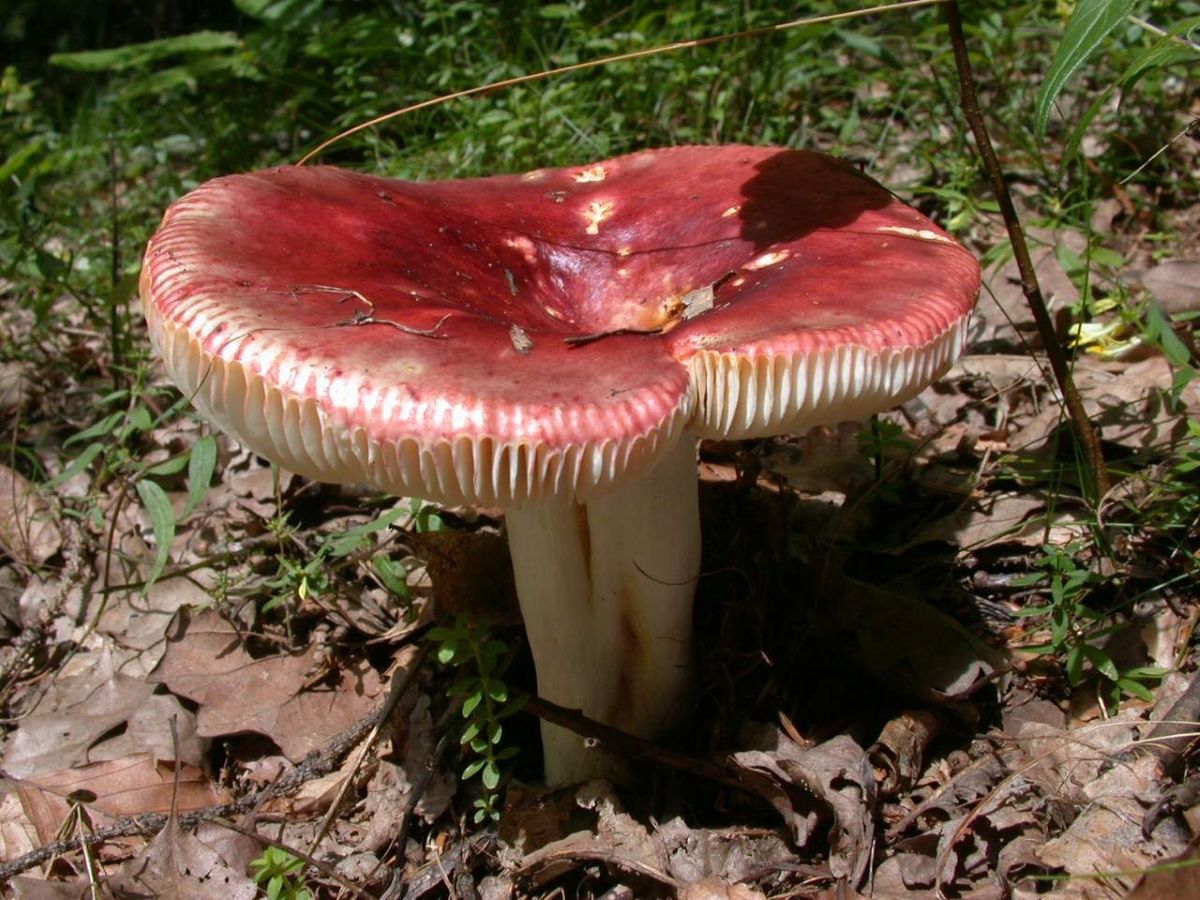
[{"x1": 506, "y1": 435, "x2": 701, "y2": 786}]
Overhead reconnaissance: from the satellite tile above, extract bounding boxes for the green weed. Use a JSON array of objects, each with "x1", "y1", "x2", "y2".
[
  {"x1": 249, "y1": 846, "x2": 312, "y2": 900},
  {"x1": 429, "y1": 616, "x2": 524, "y2": 823},
  {"x1": 262, "y1": 501, "x2": 416, "y2": 615},
  {"x1": 1012, "y1": 543, "x2": 1166, "y2": 706}
]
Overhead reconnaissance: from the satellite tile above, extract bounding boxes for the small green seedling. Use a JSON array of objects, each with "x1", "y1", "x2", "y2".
[
  {"x1": 429, "y1": 616, "x2": 525, "y2": 822},
  {"x1": 249, "y1": 846, "x2": 312, "y2": 900}
]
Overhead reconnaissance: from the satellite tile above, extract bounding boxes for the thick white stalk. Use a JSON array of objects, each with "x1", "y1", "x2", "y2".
[{"x1": 505, "y1": 435, "x2": 701, "y2": 786}]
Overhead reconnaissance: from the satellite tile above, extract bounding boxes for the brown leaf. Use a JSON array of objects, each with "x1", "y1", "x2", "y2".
[
  {"x1": 733, "y1": 732, "x2": 875, "y2": 886},
  {"x1": 97, "y1": 575, "x2": 212, "y2": 655},
  {"x1": 0, "y1": 792, "x2": 38, "y2": 865},
  {"x1": 900, "y1": 489, "x2": 1088, "y2": 551},
  {"x1": 977, "y1": 226, "x2": 1084, "y2": 350},
  {"x1": 0, "y1": 463, "x2": 61, "y2": 566},
  {"x1": 761, "y1": 424, "x2": 874, "y2": 494},
  {"x1": 655, "y1": 818, "x2": 793, "y2": 888},
  {"x1": 150, "y1": 608, "x2": 383, "y2": 761},
  {"x1": 1140, "y1": 258, "x2": 1200, "y2": 315},
  {"x1": 829, "y1": 579, "x2": 1005, "y2": 702},
  {"x1": 356, "y1": 693, "x2": 453, "y2": 849},
  {"x1": 421, "y1": 528, "x2": 520, "y2": 627},
  {"x1": 517, "y1": 783, "x2": 675, "y2": 890},
  {"x1": 107, "y1": 815, "x2": 257, "y2": 899},
  {"x1": 2, "y1": 651, "x2": 203, "y2": 779},
  {"x1": 7, "y1": 753, "x2": 230, "y2": 844},
  {"x1": 869, "y1": 710, "x2": 941, "y2": 796},
  {"x1": 8, "y1": 876, "x2": 91, "y2": 898},
  {"x1": 679, "y1": 877, "x2": 767, "y2": 900},
  {"x1": 1035, "y1": 754, "x2": 1184, "y2": 896},
  {"x1": 1127, "y1": 838, "x2": 1200, "y2": 899},
  {"x1": 1010, "y1": 356, "x2": 1200, "y2": 456},
  {"x1": 873, "y1": 853, "x2": 937, "y2": 893},
  {"x1": 0, "y1": 361, "x2": 33, "y2": 417}
]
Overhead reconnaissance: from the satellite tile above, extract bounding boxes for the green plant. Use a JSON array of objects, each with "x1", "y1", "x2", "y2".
[
  {"x1": 429, "y1": 616, "x2": 524, "y2": 823},
  {"x1": 1036, "y1": 0, "x2": 1199, "y2": 164},
  {"x1": 1013, "y1": 543, "x2": 1165, "y2": 706},
  {"x1": 249, "y1": 846, "x2": 312, "y2": 900},
  {"x1": 857, "y1": 417, "x2": 915, "y2": 478},
  {"x1": 43, "y1": 378, "x2": 216, "y2": 590},
  {"x1": 263, "y1": 502, "x2": 415, "y2": 614}
]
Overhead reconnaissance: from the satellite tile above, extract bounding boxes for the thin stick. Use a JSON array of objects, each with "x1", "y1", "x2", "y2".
[
  {"x1": 107, "y1": 134, "x2": 123, "y2": 385},
  {"x1": 944, "y1": 1, "x2": 1111, "y2": 499},
  {"x1": 523, "y1": 695, "x2": 743, "y2": 790},
  {"x1": 305, "y1": 643, "x2": 430, "y2": 858},
  {"x1": 1127, "y1": 14, "x2": 1200, "y2": 51},
  {"x1": 297, "y1": 0, "x2": 948, "y2": 165}
]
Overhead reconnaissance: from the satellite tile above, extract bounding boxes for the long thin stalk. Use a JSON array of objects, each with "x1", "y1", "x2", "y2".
[
  {"x1": 107, "y1": 134, "x2": 123, "y2": 386},
  {"x1": 944, "y1": 1, "x2": 1111, "y2": 499}
]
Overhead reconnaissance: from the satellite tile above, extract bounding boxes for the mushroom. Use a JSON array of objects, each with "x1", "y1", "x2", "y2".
[{"x1": 141, "y1": 146, "x2": 980, "y2": 786}]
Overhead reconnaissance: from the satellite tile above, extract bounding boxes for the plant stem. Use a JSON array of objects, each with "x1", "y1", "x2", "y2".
[
  {"x1": 944, "y1": 1, "x2": 1111, "y2": 499},
  {"x1": 107, "y1": 133, "x2": 123, "y2": 387}
]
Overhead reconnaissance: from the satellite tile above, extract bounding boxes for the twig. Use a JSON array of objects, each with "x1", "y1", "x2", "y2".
[
  {"x1": 1120, "y1": 117, "x2": 1199, "y2": 186},
  {"x1": 394, "y1": 700, "x2": 462, "y2": 863},
  {"x1": 395, "y1": 833, "x2": 497, "y2": 900},
  {"x1": 563, "y1": 326, "x2": 665, "y2": 346},
  {"x1": 107, "y1": 133, "x2": 123, "y2": 385},
  {"x1": 1127, "y1": 14, "x2": 1200, "y2": 52},
  {"x1": 306, "y1": 643, "x2": 431, "y2": 857},
  {"x1": 0, "y1": 622, "x2": 47, "y2": 714},
  {"x1": 1134, "y1": 669, "x2": 1200, "y2": 778},
  {"x1": 944, "y1": 1, "x2": 1111, "y2": 499},
  {"x1": 523, "y1": 695, "x2": 744, "y2": 791}
]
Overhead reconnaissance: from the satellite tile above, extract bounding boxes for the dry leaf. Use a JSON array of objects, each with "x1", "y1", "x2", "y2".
[
  {"x1": 0, "y1": 361, "x2": 33, "y2": 416},
  {"x1": 518, "y1": 782, "x2": 674, "y2": 889},
  {"x1": 356, "y1": 694, "x2": 452, "y2": 849},
  {"x1": 7, "y1": 753, "x2": 230, "y2": 844},
  {"x1": 1140, "y1": 258, "x2": 1200, "y2": 315},
  {"x1": 1013, "y1": 730, "x2": 1186, "y2": 895},
  {"x1": 976, "y1": 226, "x2": 1083, "y2": 350},
  {"x1": 97, "y1": 575, "x2": 213, "y2": 655},
  {"x1": 0, "y1": 792, "x2": 38, "y2": 864},
  {"x1": 870, "y1": 710, "x2": 941, "y2": 796},
  {"x1": 8, "y1": 876, "x2": 91, "y2": 898},
  {"x1": 829, "y1": 579, "x2": 1005, "y2": 702},
  {"x1": 107, "y1": 815, "x2": 257, "y2": 899},
  {"x1": 150, "y1": 608, "x2": 383, "y2": 761},
  {"x1": 1127, "y1": 838, "x2": 1200, "y2": 899},
  {"x1": 0, "y1": 463, "x2": 62, "y2": 566},
  {"x1": 901, "y1": 489, "x2": 1089, "y2": 551},
  {"x1": 656, "y1": 818, "x2": 793, "y2": 888},
  {"x1": 421, "y1": 528, "x2": 520, "y2": 626},
  {"x1": 761, "y1": 424, "x2": 874, "y2": 493},
  {"x1": 679, "y1": 877, "x2": 767, "y2": 900},
  {"x1": 1010, "y1": 356, "x2": 1199, "y2": 456},
  {"x1": 733, "y1": 732, "x2": 875, "y2": 886},
  {"x1": 2, "y1": 650, "x2": 203, "y2": 779}
]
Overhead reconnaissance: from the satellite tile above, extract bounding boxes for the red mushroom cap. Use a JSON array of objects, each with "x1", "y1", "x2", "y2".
[{"x1": 142, "y1": 146, "x2": 979, "y2": 506}]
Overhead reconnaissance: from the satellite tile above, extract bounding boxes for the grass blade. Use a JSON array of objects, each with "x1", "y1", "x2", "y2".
[
  {"x1": 135, "y1": 479, "x2": 175, "y2": 590},
  {"x1": 184, "y1": 434, "x2": 217, "y2": 516},
  {"x1": 1036, "y1": 0, "x2": 1138, "y2": 139}
]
